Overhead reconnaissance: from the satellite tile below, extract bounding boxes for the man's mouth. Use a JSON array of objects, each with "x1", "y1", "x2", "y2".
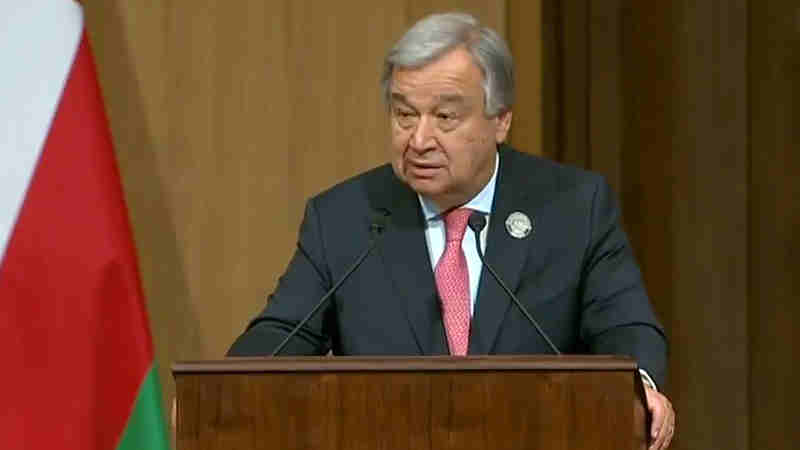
[
  {"x1": 407, "y1": 160, "x2": 444, "y2": 178},
  {"x1": 407, "y1": 159, "x2": 442, "y2": 169}
]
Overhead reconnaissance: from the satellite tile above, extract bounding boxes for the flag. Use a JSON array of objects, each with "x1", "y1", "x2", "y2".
[{"x1": 0, "y1": 1, "x2": 170, "y2": 449}]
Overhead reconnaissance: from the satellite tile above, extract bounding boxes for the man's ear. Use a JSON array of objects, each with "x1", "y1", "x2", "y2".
[{"x1": 494, "y1": 110, "x2": 513, "y2": 143}]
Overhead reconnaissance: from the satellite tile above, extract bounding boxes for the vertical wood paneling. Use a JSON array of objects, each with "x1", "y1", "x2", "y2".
[
  {"x1": 84, "y1": 0, "x2": 516, "y2": 425},
  {"x1": 542, "y1": 1, "x2": 759, "y2": 449},
  {"x1": 406, "y1": 0, "x2": 506, "y2": 34},
  {"x1": 155, "y1": 1, "x2": 297, "y2": 418},
  {"x1": 539, "y1": 0, "x2": 623, "y2": 186},
  {"x1": 618, "y1": 2, "x2": 675, "y2": 333},
  {"x1": 83, "y1": 2, "x2": 800, "y2": 449},
  {"x1": 539, "y1": 0, "x2": 567, "y2": 162},
  {"x1": 749, "y1": 1, "x2": 800, "y2": 448},
  {"x1": 508, "y1": 0, "x2": 543, "y2": 155},
  {"x1": 284, "y1": 1, "x2": 403, "y2": 231},
  {"x1": 556, "y1": 1, "x2": 589, "y2": 167},
  {"x1": 539, "y1": 0, "x2": 561, "y2": 160},
  {"x1": 668, "y1": 2, "x2": 750, "y2": 448},
  {"x1": 587, "y1": 0, "x2": 623, "y2": 192},
  {"x1": 76, "y1": 2, "x2": 800, "y2": 449}
]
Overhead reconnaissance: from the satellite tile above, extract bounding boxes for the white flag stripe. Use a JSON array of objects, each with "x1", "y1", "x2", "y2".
[{"x1": 0, "y1": 0, "x2": 83, "y2": 261}]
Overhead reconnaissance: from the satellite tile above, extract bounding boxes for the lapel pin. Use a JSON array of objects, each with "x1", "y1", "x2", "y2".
[{"x1": 505, "y1": 211, "x2": 533, "y2": 239}]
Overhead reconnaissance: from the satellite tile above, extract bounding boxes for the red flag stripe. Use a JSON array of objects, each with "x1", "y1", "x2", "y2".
[{"x1": 0, "y1": 31, "x2": 154, "y2": 450}]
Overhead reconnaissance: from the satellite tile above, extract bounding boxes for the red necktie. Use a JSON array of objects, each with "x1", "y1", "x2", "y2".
[{"x1": 435, "y1": 208, "x2": 472, "y2": 355}]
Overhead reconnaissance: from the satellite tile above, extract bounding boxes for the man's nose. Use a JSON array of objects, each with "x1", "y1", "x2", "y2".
[{"x1": 409, "y1": 116, "x2": 436, "y2": 152}]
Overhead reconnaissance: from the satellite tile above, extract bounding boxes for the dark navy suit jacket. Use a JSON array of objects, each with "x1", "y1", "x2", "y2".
[{"x1": 229, "y1": 145, "x2": 668, "y2": 386}]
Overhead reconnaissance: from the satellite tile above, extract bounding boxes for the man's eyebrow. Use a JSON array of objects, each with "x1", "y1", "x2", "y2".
[
  {"x1": 390, "y1": 93, "x2": 409, "y2": 103},
  {"x1": 389, "y1": 92, "x2": 465, "y2": 108}
]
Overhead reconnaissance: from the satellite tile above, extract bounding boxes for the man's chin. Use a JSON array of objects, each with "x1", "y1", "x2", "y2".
[{"x1": 405, "y1": 178, "x2": 445, "y2": 198}]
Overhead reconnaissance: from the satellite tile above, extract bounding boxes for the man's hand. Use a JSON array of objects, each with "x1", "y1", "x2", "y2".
[{"x1": 645, "y1": 386, "x2": 675, "y2": 449}]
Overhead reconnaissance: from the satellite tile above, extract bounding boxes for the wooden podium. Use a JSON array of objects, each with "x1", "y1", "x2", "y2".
[{"x1": 173, "y1": 355, "x2": 648, "y2": 450}]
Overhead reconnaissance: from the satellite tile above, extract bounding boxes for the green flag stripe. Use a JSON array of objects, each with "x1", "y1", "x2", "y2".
[{"x1": 116, "y1": 365, "x2": 170, "y2": 450}]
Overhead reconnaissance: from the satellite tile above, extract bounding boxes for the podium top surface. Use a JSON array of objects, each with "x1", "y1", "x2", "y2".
[{"x1": 172, "y1": 355, "x2": 637, "y2": 375}]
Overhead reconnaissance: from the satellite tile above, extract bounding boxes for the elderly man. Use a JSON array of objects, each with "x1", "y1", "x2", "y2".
[{"x1": 229, "y1": 12, "x2": 674, "y2": 450}]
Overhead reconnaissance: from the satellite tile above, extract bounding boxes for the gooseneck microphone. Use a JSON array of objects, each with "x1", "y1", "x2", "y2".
[
  {"x1": 270, "y1": 212, "x2": 389, "y2": 356},
  {"x1": 467, "y1": 211, "x2": 561, "y2": 355}
]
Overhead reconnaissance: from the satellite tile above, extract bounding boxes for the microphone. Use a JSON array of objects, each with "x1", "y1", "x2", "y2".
[
  {"x1": 467, "y1": 211, "x2": 561, "y2": 355},
  {"x1": 270, "y1": 211, "x2": 390, "y2": 356}
]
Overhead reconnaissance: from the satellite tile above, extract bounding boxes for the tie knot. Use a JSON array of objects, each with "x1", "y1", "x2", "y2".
[{"x1": 443, "y1": 208, "x2": 473, "y2": 243}]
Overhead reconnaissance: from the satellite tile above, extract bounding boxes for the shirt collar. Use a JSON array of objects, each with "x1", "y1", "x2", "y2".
[{"x1": 418, "y1": 151, "x2": 499, "y2": 220}]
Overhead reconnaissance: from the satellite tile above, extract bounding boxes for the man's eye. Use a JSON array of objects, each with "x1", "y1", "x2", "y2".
[
  {"x1": 437, "y1": 113, "x2": 457, "y2": 121},
  {"x1": 394, "y1": 110, "x2": 417, "y2": 128}
]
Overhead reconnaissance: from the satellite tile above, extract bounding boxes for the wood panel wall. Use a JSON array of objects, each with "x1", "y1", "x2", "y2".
[
  {"x1": 80, "y1": 1, "x2": 798, "y2": 448},
  {"x1": 748, "y1": 1, "x2": 800, "y2": 448},
  {"x1": 542, "y1": 1, "x2": 799, "y2": 449},
  {"x1": 82, "y1": 0, "x2": 525, "y2": 433}
]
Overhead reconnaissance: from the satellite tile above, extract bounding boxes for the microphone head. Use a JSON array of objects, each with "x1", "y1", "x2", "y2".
[{"x1": 468, "y1": 211, "x2": 487, "y2": 234}]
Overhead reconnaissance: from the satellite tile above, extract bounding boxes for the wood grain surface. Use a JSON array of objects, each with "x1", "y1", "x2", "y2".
[
  {"x1": 175, "y1": 357, "x2": 643, "y2": 450},
  {"x1": 541, "y1": 1, "x2": 799, "y2": 449},
  {"x1": 80, "y1": 1, "x2": 798, "y2": 448},
  {"x1": 82, "y1": 0, "x2": 515, "y2": 427}
]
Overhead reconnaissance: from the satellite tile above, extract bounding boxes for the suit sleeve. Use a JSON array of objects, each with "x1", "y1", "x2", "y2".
[
  {"x1": 227, "y1": 198, "x2": 334, "y2": 356},
  {"x1": 579, "y1": 178, "x2": 668, "y2": 386}
]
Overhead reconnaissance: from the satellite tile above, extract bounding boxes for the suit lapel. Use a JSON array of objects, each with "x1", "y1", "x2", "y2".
[
  {"x1": 375, "y1": 174, "x2": 448, "y2": 355},
  {"x1": 469, "y1": 147, "x2": 549, "y2": 354}
]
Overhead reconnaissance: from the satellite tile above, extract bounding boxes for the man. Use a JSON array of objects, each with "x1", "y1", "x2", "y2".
[{"x1": 229, "y1": 12, "x2": 674, "y2": 449}]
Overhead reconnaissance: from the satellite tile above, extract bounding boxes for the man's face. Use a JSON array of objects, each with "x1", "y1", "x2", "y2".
[{"x1": 389, "y1": 47, "x2": 512, "y2": 211}]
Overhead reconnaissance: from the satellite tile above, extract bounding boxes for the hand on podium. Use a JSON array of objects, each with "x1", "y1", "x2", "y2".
[{"x1": 645, "y1": 386, "x2": 675, "y2": 449}]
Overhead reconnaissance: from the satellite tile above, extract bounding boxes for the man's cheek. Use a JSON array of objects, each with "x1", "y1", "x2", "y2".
[{"x1": 462, "y1": 134, "x2": 493, "y2": 145}]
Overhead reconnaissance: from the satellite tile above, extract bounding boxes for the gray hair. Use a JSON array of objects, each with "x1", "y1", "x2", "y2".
[{"x1": 381, "y1": 12, "x2": 514, "y2": 117}]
